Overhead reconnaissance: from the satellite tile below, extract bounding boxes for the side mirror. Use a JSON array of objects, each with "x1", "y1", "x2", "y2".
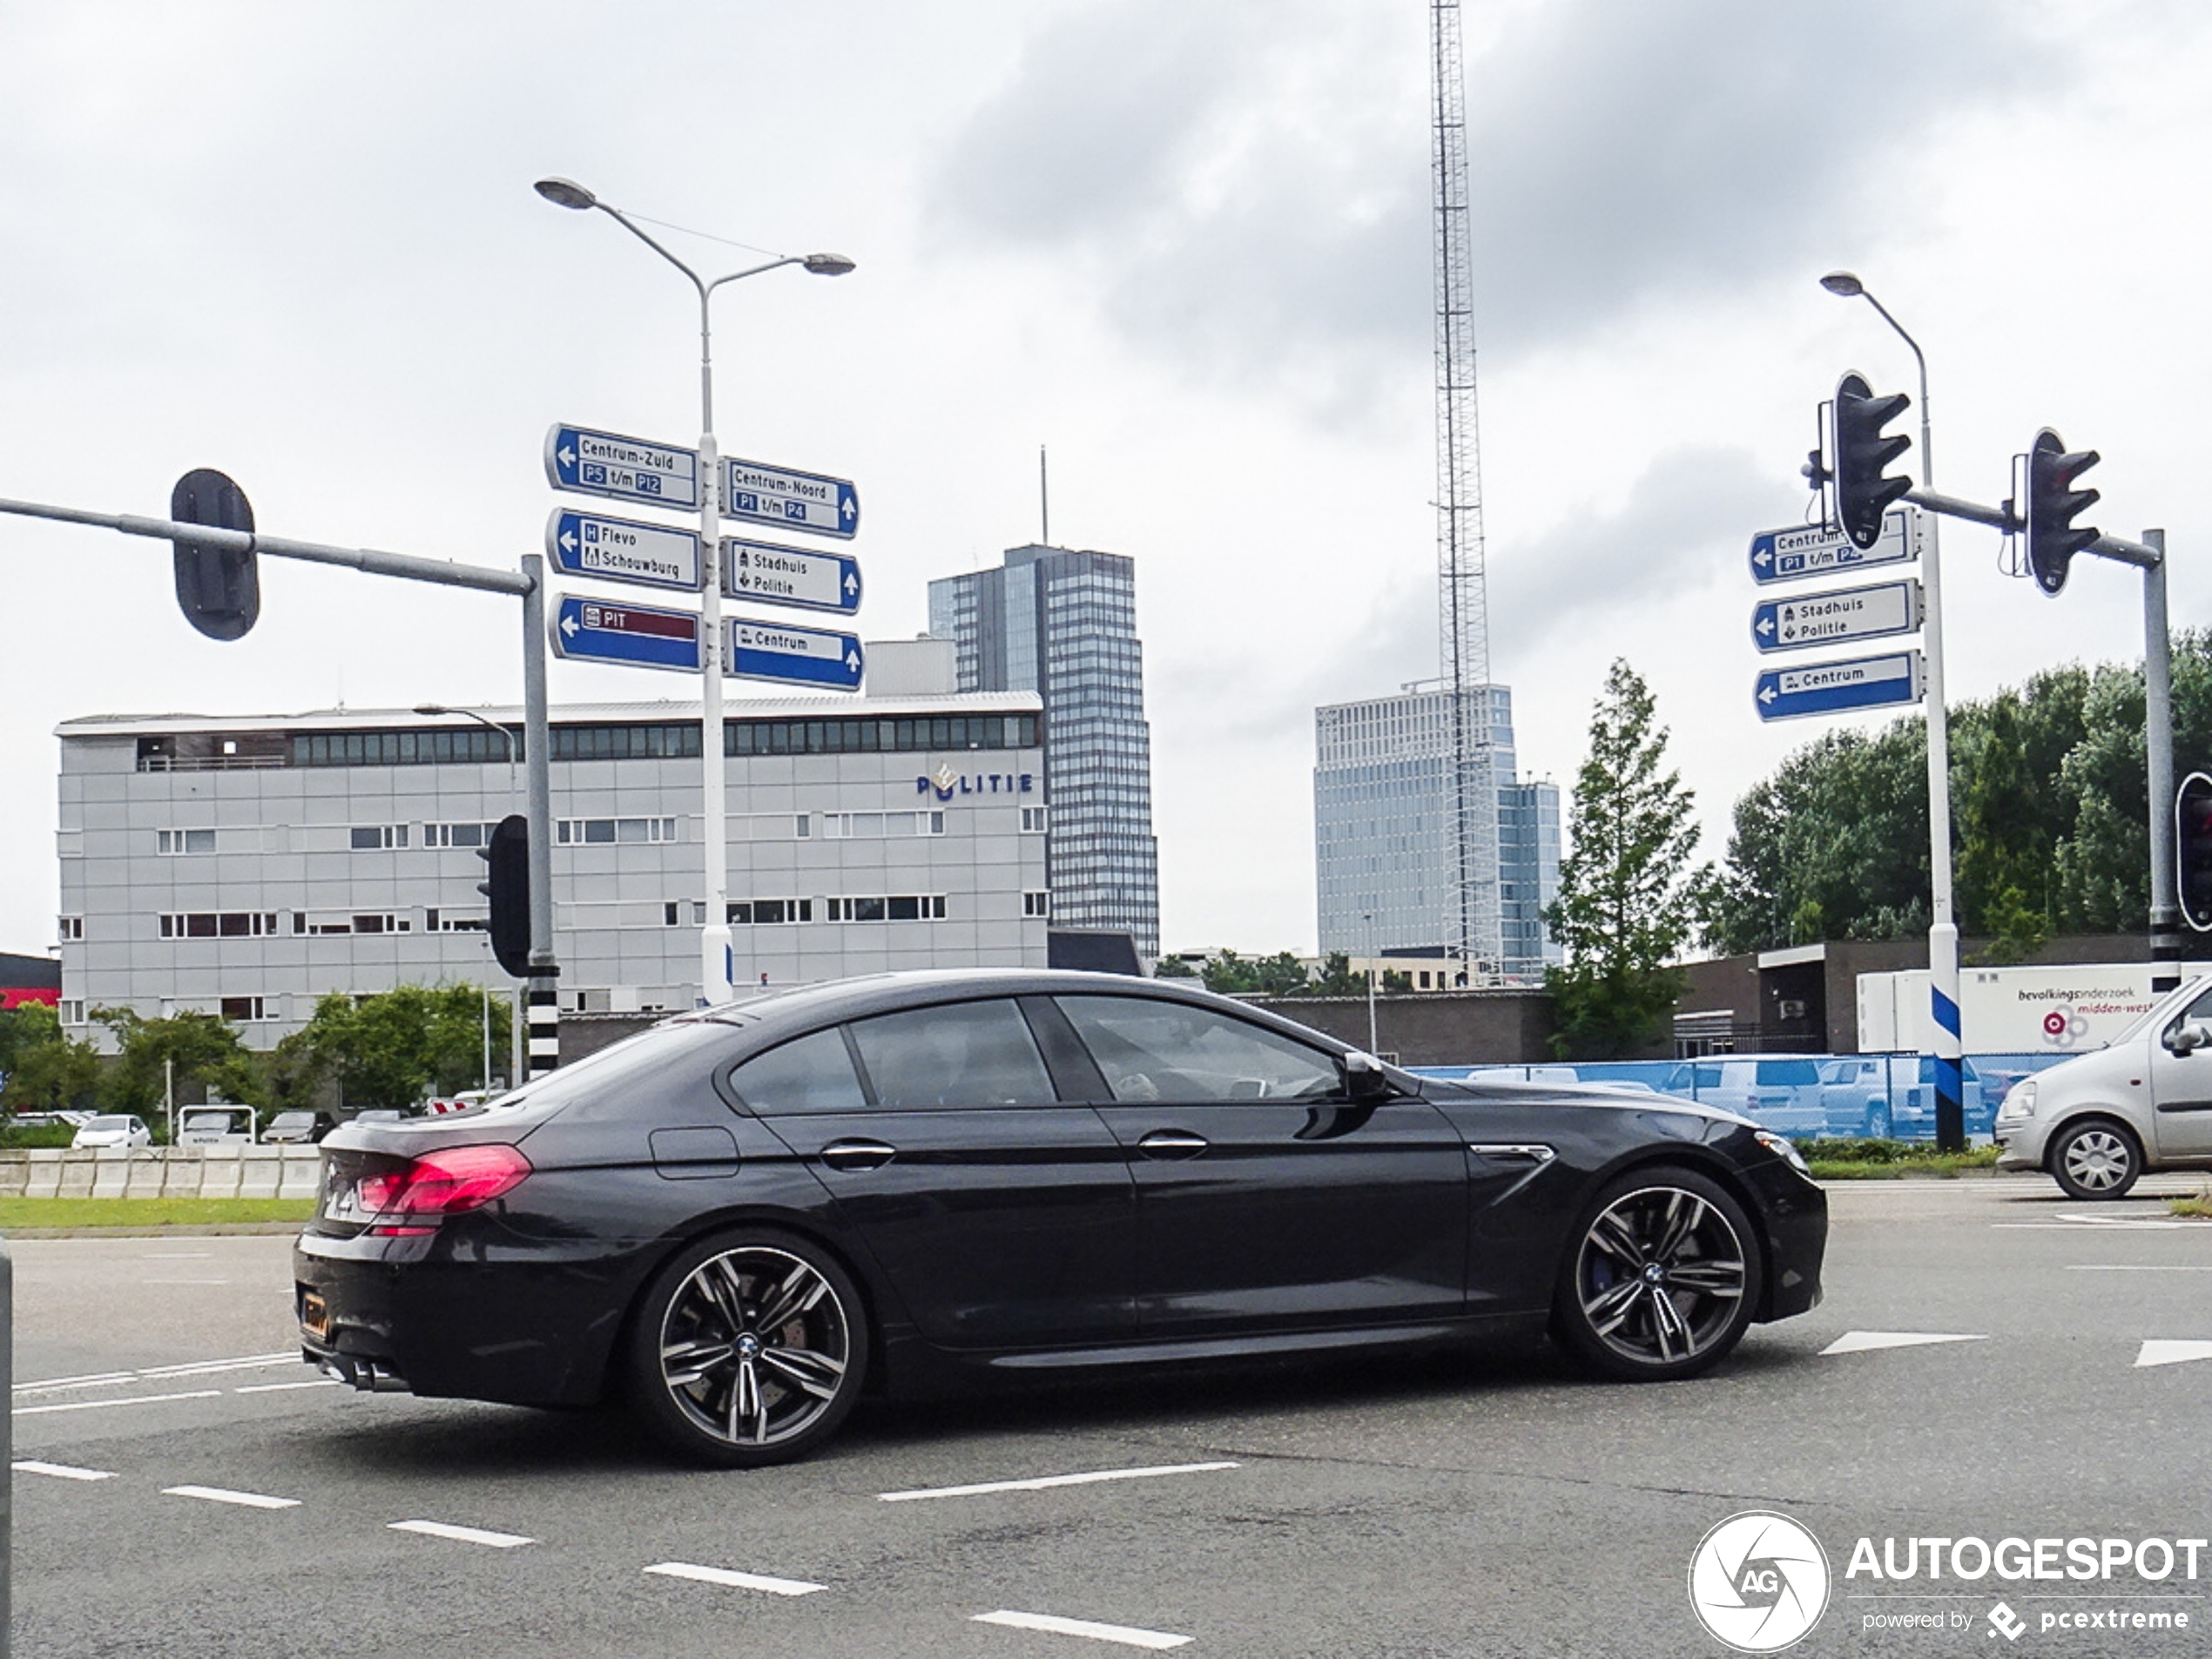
[
  {"x1": 1342, "y1": 1050, "x2": 1395, "y2": 1102},
  {"x1": 2168, "y1": 1022, "x2": 2212, "y2": 1056}
]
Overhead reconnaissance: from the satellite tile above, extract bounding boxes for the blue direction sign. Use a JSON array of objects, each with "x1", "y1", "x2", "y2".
[
  {"x1": 551, "y1": 594, "x2": 702, "y2": 673},
  {"x1": 722, "y1": 537, "x2": 862, "y2": 615},
  {"x1": 546, "y1": 509, "x2": 703, "y2": 593},
  {"x1": 724, "y1": 457, "x2": 859, "y2": 541},
  {"x1": 1755, "y1": 651, "x2": 1924, "y2": 723},
  {"x1": 1751, "y1": 578, "x2": 1921, "y2": 655},
  {"x1": 1748, "y1": 508, "x2": 1919, "y2": 586},
  {"x1": 545, "y1": 424, "x2": 701, "y2": 510},
  {"x1": 728, "y1": 617, "x2": 864, "y2": 691}
]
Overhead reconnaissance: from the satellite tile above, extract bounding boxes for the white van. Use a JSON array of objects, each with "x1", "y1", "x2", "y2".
[
  {"x1": 1995, "y1": 973, "x2": 2212, "y2": 1197},
  {"x1": 176, "y1": 1106, "x2": 256, "y2": 1147}
]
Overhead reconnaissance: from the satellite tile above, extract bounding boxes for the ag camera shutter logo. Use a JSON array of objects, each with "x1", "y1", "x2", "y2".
[{"x1": 1689, "y1": 1511, "x2": 1831, "y2": 1652}]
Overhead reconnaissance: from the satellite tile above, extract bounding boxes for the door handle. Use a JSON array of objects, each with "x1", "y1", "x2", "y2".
[
  {"x1": 1136, "y1": 1130, "x2": 1209, "y2": 1160},
  {"x1": 820, "y1": 1138, "x2": 897, "y2": 1172},
  {"x1": 1467, "y1": 1143, "x2": 1556, "y2": 1165}
]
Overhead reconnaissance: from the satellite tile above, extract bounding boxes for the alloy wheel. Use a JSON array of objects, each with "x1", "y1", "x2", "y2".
[
  {"x1": 1574, "y1": 1185, "x2": 1748, "y2": 1367},
  {"x1": 657, "y1": 1245, "x2": 853, "y2": 1450},
  {"x1": 2058, "y1": 1127, "x2": 2135, "y2": 1197}
]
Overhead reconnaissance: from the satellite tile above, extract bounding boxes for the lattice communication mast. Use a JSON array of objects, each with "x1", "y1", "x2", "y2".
[{"x1": 1429, "y1": 0, "x2": 1501, "y2": 980}]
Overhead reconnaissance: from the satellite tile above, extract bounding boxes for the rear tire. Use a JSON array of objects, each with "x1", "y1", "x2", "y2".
[
  {"x1": 2047, "y1": 1119, "x2": 2142, "y2": 1201},
  {"x1": 624, "y1": 1228, "x2": 868, "y2": 1467},
  {"x1": 1862, "y1": 1101, "x2": 1892, "y2": 1139},
  {"x1": 1552, "y1": 1166, "x2": 1763, "y2": 1382}
]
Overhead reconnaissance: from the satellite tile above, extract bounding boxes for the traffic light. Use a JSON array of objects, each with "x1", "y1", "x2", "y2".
[
  {"x1": 170, "y1": 468, "x2": 260, "y2": 640},
  {"x1": 477, "y1": 814, "x2": 531, "y2": 976},
  {"x1": 2179, "y1": 774, "x2": 2212, "y2": 934},
  {"x1": 2023, "y1": 428, "x2": 2101, "y2": 597},
  {"x1": 1830, "y1": 372, "x2": 1913, "y2": 550}
]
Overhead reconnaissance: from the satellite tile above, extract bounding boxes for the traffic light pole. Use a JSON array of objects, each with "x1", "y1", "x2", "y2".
[
  {"x1": 1904, "y1": 484, "x2": 2182, "y2": 990},
  {"x1": 0, "y1": 493, "x2": 565, "y2": 1075}
]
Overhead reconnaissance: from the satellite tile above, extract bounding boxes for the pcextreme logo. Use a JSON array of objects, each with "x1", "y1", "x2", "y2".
[{"x1": 1689, "y1": 1511, "x2": 1832, "y2": 1652}]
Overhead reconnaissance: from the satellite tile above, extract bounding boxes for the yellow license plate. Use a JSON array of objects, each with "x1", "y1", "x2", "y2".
[{"x1": 300, "y1": 1290, "x2": 330, "y2": 1342}]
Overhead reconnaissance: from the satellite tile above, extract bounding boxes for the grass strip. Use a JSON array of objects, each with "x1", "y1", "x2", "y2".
[
  {"x1": 0, "y1": 1197, "x2": 314, "y2": 1229},
  {"x1": 1801, "y1": 1139, "x2": 2003, "y2": 1181}
]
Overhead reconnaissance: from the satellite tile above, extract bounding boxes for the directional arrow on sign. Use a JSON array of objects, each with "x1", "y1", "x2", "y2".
[
  {"x1": 1756, "y1": 651, "x2": 1925, "y2": 723},
  {"x1": 544, "y1": 423, "x2": 701, "y2": 511},
  {"x1": 722, "y1": 457, "x2": 860, "y2": 542},
  {"x1": 1748, "y1": 508, "x2": 1919, "y2": 586},
  {"x1": 545, "y1": 509, "x2": 703, "y2": 593},
  {"x1": 727, "y1": 616, "x2": 864, "y2": 691},
  {"x1": 719, "y1": 538, "x2": 863, "y2": 615},
  {"x1": 1751, "y1": 578, "x2": 1921, "y2": 656},
  {"x1": 550, "y1": 594, "x2": 702, "y2": 673}
]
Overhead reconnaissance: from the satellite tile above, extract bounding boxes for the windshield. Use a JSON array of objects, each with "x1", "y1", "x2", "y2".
[
  {"x1": 84, "y1": 1116, "x2": 132, "y2": 1130},
  {"x1": 2111, "y1": 974, "x2": 2212, "y2": 1048}
]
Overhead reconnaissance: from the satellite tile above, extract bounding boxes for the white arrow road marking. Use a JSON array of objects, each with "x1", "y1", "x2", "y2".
[
  {"x1": 1821, "y1": 1331, "x2": 1988, "y2": 1357},
  {"x1": 880, "y1": 1460, "x2": 1239, "y2": 1502},
  {"x1": 973, "y1": 1611, "x2": 1191, "y2": 1651},
  {"x1": 165, "y1": 1485, "x2": 300, "y2": 1510},
  {"x1": 644, "y1": 1562, "x2": 826, "y2": 1596},
  {"x1": 12, "y1": 1460, "x2": 115, "y2": 1481},
  {"x1": 2135, "y1": 1340, "x2": 2212, "y2": 1368},
  {"x1": 389, "y1": 1520, "x2": 535, "y2": 1548}
]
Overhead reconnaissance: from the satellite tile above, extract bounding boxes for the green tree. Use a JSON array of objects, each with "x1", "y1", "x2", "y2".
[
  {"x1": 1544, "y1": 660, "x2": 1712, "y2": 1059},
  {"x1": 0, "y1": 1003, "x2": 102, "y2": 1116},
  {"x1": 1154, "y1": 955, "x2": 1197, "y2": 979},
  {"x1": 1201, "y1": 950, "x2": 1312, "y2": 996},
  {"x1": 291, "y1": 984, "x2": 510, "y2": 1111},
  {"x1": 90, "y1": 1007, "x2": 246, "y2": 1116},
  {"x1": 1309, "y1": 953, "x2": 1366, "y2": 996}
]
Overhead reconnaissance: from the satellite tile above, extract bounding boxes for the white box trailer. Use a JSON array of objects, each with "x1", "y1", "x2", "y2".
[{"x1": 1857, "y1": 962, "x2": 2166, "y2": 1055}]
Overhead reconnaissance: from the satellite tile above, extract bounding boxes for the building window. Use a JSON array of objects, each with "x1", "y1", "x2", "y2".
[
  {"x1": 57, "y1": 915, "x2": 83, "y2": 941},
  {"x1": 727, "y1": 898, "x2": 812, "y2": 925},
  {"x1": 219, "y1": 995, "x2": 274, "y2": 1022},
  {"x1": 425, "y1": 821, "x2": 501, "y2": 848},
  {"x1": 664, "y1": 901, "x2": 680, "y2": 927},
  {"x1": 821, "y1": 811, "x2": 946, "y2": 840},
  {"x1": 1023, "y1": 891, "x2": 1051, "y2": 918},
  {"x1": 159, "y1": 913, "x2": 280, "y2": 940},
  {"x1": 556, "y1": 817, "x2": 678, "y2": 846},
  {"x1": 426, "y1": 910, "x2": 488, "y2": 933},
  {"x1": 1021, "y1": 806, "x2": 1049, "y2": 833},
  {"x1": 58, "y1": 1001, "x2": 85, "y2": 1026},
  {"x1": 826, "y1": 894, "x2": 947, "y2": 922},
  {"x1": 157, "y1": 828, "x2": 217, "y2": 855},
  {"x1": 350, "y1": 824, "x2": 409, "y2": 850},
  {"x1": 293, "y1": 912, "x2": 413, "y2": 935}
]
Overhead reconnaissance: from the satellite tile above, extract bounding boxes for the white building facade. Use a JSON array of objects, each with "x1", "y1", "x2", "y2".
[{"x1": 55, "y1": 688, "x2": 1049, "y2": 1047}]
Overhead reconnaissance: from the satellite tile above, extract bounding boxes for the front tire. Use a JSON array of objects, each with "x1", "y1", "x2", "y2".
[
  {"x1": 2048, "y1": 1119, "x2": 2142, "y2": 1201},
  {"x1": 1552, "y1": 1167, "x2": 1763, "y2": 1382},
  {"x1": 624, "y1": 1229, "x2": 869, "y2": 1467}
]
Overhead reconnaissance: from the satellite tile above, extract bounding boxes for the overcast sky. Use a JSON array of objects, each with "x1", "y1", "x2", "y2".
[{"x1": 5, "y1": 0, "x2": 2209, "y2": 961}]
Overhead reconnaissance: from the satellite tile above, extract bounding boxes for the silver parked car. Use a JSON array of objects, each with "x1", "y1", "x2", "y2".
[{"x1": 1656, "y1": 1057, "x2": 1827, "y2": 1137}]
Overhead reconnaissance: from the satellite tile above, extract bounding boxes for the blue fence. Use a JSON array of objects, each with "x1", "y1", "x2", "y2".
[{"x1": 1409, "y1": 1051, "x2": 2085, "y2": 1142}]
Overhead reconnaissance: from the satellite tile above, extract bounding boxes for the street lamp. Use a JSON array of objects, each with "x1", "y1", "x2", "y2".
[
  {"x1": 1820, "y1": 272, "x2": 1963, "y2": 1151},
  {"x1": 414, "y1": 703, "x2": 520, "y2": 1089},
  {"x1": 534, "y1": 177, "x2": 853, "y2": 1007},
  {"x1": 1363, "y1": 910, "x2": 1379, "y2": 1055}
]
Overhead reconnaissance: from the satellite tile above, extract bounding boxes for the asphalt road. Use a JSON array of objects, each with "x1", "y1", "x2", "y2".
[{"x1": 9, "y1": 1176, "x2": 2212, "y2": 1658}]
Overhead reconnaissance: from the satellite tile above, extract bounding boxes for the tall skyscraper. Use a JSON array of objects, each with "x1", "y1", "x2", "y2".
[
  {"x1": 1313, "y1": 684, "x2": 1559, "y2": 982},
  {"x1": 928, "y1": 544, "x2": 1161, "y2": 957}
]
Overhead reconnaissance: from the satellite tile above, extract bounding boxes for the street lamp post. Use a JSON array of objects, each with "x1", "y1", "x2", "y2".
[
  {"x1": 1821, "y1": 273, "x2": 1963, "y2": 1152},
  {"x1": 1363, "y1": 910, "x2": 1379, "y2": 1055},
  {"x1": 535, "y1": 177, "x2": 853, "y2": 1008},
  {"x1": 414, "y1": 703, "x2": 523, "y2": 1090}
]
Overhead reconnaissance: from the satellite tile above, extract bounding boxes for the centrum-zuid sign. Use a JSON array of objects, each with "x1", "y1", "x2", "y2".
[
  {"x1": 543, "y1": 424, "x2": 701, "y2": 511},
  {"x1": 1746, "y1": 508, "x2": 1919, "y2": 586}
]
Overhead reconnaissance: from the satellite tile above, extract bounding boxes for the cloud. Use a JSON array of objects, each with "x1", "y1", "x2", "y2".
[{"x1": 928, "y1": 0, "x2": 2060, "y2": 396}]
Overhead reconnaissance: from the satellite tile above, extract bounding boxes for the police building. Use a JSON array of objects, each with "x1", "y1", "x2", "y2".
[{"x1": 53, "y1": 641, "x2": 1051, "y2": 1046}]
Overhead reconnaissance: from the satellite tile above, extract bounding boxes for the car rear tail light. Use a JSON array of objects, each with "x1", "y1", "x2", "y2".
[{"x1": 354, "y1": 1144, "x2": 532, "y2": 1236}]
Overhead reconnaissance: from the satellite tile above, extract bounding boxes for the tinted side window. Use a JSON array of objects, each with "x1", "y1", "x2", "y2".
[
  {"x1": 727, "y1": 1028, "x2": 867, "y2": 1115},
  {"x1": 1056, "y1": 995, "x2": 1339, "y2": 1103},
  {"x1": 846, "y1": 1000, "x2": 1055, "y2": 1109},
  {"x1": 1757, "y1": 1060, "x2": 1819, "y2": 1087}
]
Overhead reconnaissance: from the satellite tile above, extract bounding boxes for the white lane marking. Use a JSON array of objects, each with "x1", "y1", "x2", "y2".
[
  {"x1": 144, "y1": 1278, "x2": 233, "y2": 1286},
  {"x1": 973, "y1": 1610, "x2": 1192, "y2": 1650},
  {"x1": 14, "y1": 1390, "x2": 222, "y2": 1417},
  {"x1": 1821, "y1": 1331, "x2": 1988, "y2": 1357},
  {"x1": 140, "y1": 1252, "x2": 211, "y2": 1259},
  {"x1": 644, "y1": 1561, "x2": 826, "y2": 1596},
  {"x1": 388, "y1": 1520, "x2": 535, "y2": 1548},
  {"x1": 2136, "y1": 1339, "x2": 2212, "y2": 1368},
  {"x1": 1993, "y1": 1216, "x2": 2201, "y2": 1231},
  {"x1": 12, "y1": 1460, "x2": 116, "y2": 1481},
  {"x1": 880, "y1": 1461, "x2": 1240, "y2": 1502},
  {"x1": 2067, "y1": 1264, "x2": 2212, "y2": 1271},
  {"x1": 164, "y1": 1485, "x2": 300, "y2": 1510},
  {"x1": 234, "y1": 1379, "x2": 342, "y2": 1394},
  {"x1": 16, "y1": 1352, "x2": 297, "y2": 1396}
]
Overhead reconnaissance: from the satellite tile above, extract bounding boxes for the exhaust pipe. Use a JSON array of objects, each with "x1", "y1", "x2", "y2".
[{"x1": 318, "y1": 1353, "x2": 412, "y2": 1393}]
